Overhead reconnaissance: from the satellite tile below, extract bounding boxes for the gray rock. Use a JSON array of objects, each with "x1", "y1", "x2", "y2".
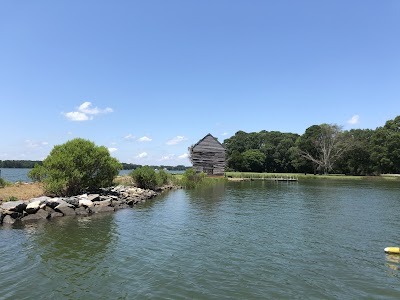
[
  {"x1": 25, "y1": 200, "x2": 41, "y2": 214},
  {"x1": 2, "y1": 215, "x2": 16, "y2": 224},
  {"x1": 29, "y1": 196, "x2": 51, "y2": 204},
  {"x1": 79, "y1": 199, "x2": 94, "y2": 208},
  {"x1": 47, "y1": 198, "x2": 67, "y2": 209},
  {"x1": 50, "y1": 212, "x2": 63, "y2": 218},
  {"x1": 55, "y1": 205, "x2": 76, "y2": 216},
  {"x1": 87, "y1": 194, "x2": 100, "y2": 202},
  {"x1": 94, "y1": 199, "x2": 111, "y2": 207},
  {"x1": 91, "y1": 206, "x2": 114, "y2": 213},
  {"x1": 2, "y1": 210, "x2": 21, "y2": 219},
  {"x1": 75, "y1": 207, "x2": 90, "y2": 216},
  {"x1": 114, "y1": 203, "x2": 129, "y2": 210},
  {"x1": 21, "y1": 209, "x2": 49, "y2": 221},
  {"x1": 44, "y1": 206, "x2": 56, "y2": 214},
  {"x1": 65, "y1": 197, "x2": 79, "y2": 207},
  {"x1": 1, "y1": 200, "x2": 27, "y2": 213}
]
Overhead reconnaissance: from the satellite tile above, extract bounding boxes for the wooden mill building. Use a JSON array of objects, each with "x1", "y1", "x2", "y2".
[{"x1": 189, "y1": 133, "x2": 225, "y2": 175}]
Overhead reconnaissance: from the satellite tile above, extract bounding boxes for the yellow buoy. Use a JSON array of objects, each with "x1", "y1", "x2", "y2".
[{"x1": 384, "y1": 247, "x2": 400, "y2": 254}]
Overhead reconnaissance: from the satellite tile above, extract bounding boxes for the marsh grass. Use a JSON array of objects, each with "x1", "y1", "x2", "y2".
[{"x1": 225, "y1": 172, "x2": 400, "y2": 181}]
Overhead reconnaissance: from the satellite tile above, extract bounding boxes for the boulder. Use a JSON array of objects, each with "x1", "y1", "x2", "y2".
[
  {"x1": 87, "y1": 194, "x2": 100, "y2": 202},
  {"x1": 2, "y1": 215, "x2": 16, "y2": 224},
  {"x1": 79, "y1": 199, "x2": 94, "y2": 208},
  {"x1": 25, "y1": 200, "x2": 41, "y2": 214},
  {"x1": 1, "y1": 200, "x2": 27, "y2": 213},
  {"x1": 91, "y1": 206, "x2": 114, "y2": 213},
  {"x1": 94, "y1": 199, "x2": 111, "y2": 207},
  {"x1": 50, "y1": 212, "x2": 63, "y2": 218},
  {"x1": 47, "y1": 198, "x2": 68, "y2": 209},
  {"x1": 21, "y1": 209, "x2": 49, "y2": 221},
  {"x1": 2, "y1": 210, "x2": 21, "y2": 219},
  {"x1": 29, "y1": 196, "x2": 51, "y2": 204},
  {"x1": 114, "y1": 203, "x2": 129, "y2": 210},
  {"x1": 44, "y1": 206, "x2": 56, "y2": 214},
  {"x1": 75, "y1": 207, "x2": 90, "y2": 216},
  {"x1": 55, "y1": 205, "x2": 76, "y2": 216},
  {"x1": 65, "y1": 197, "x2": 79, "y2": 207}
]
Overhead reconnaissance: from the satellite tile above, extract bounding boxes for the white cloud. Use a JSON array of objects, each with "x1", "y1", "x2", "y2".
[
  {"x1": 108, "y1": 147, "x2": 118, "y2": 153},
  {"x1": 136, "y1": 152, "x2": 148, "y2": 158},
  {"x1": 221, "y1": 132, "x2": 229, "y2": 136},
  {"x1": 178, "y1": 153, "x2": 189, "y2": 159},
  {"x1": 124, "y1": 134, "x2": 135, "y2": 140},
  {"x1": 138, "y1": 136, "x2": 152, "y2": 142},
  {"x1": 64, "y1": 101, "x2": 113, "y2": 121},
  {"x1": 347, "y1": 115, "x2": 360, "y2": 125},
  {"x1": 166, "y1": 136, "x2": 187, "y2": 145},
  {"x1": 65, "y1": 111, "x2": 92, "y2": 121},
  {"x1": 25, "y1": 140, "x2": 49, "y2": 149},
  {"x1": 160, "y1": 154, "x2": 175, "y2": 161}
]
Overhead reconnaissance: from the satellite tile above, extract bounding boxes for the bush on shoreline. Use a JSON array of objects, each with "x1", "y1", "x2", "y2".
[
  {"x1": 180, "y1": 168, "x2": 213, "y2": 189},
  {"x1": 28, "y1": 138, "x2": 122, "y2": 196},
  {"x1": 130, "y1": 167, "x2": 173, "y2": 189}
]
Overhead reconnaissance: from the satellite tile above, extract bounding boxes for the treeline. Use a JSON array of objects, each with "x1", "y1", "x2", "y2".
[
  {"x1": 0, "y1": 160, "x2": 189, "y2": 171},
  {"x1": 0, "y1": 160, "x2": 42, "y2": 168},
  {"x1": 223, "y1": 115, "x2": 400, "y2": 175},
  {"x1": 121, "y1": 163, "x2": 188, "y2": 171}
]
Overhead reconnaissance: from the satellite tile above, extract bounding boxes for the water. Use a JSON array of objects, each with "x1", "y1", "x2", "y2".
[
  {"x1": 0, "y1": 168, "x2": 184, "y2": 183},
  {"x1": 1, "y1": 180, "x2": 400, "y2": 299}
]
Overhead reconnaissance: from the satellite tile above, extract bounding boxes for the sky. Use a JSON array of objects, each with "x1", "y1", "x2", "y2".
[{"x1": 1, "y1": 0, "x2": 399, "y2": 165}]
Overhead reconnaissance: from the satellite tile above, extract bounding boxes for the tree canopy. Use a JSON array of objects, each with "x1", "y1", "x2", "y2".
[
  {"x1": 223, "y1": 115, "x2": 400, "y2": 175},
  {"x1": 28, "y1": 138, "x2": 122, "y2": 196}
]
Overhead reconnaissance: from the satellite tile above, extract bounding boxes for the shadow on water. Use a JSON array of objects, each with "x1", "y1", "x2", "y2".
[{"x1": 7, "y1": 213, "x2": 118, "y2": 299}]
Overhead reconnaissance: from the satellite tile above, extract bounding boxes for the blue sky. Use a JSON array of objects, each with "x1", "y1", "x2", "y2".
[{"x1": 1, "y1": 0, "x2": 399, "y2": 165}]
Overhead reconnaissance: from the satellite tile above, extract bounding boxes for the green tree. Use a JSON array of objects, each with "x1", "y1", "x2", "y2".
[
  {"x1": 28, "y1": 138, "x2": 121, "y2": 196},
  {"x1": 242, "y1": 149, "x2": 266, "y2": 172}
]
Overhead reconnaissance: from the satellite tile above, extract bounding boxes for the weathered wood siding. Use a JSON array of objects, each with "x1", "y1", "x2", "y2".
[{"x1": 191, "y1": 134, "x2": 225, "y2": 175}]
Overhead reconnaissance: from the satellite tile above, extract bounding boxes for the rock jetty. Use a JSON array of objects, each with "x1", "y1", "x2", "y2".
[{"x1": 0, "y1": 185, "x2": 177, "y2": 225}]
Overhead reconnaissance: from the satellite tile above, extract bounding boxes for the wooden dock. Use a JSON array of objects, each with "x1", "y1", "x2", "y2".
[{"x1": 228, "y1": 177, "x2": 298, "y2": 182}]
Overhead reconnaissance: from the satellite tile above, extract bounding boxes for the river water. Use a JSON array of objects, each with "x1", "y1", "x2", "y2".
[
  {"x1": 1, "y1": 180, "x2": 400, "y2": 299},
  {"x1": 0, "y1": 168, "x2": 183, "y2": 183}
]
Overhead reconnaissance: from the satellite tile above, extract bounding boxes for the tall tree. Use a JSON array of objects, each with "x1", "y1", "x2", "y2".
[{"x1": 299, "y1": 124, "x2": 351, "y2": 174}]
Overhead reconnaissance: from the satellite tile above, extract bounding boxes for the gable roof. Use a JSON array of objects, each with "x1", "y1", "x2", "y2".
[{"x1": 192, "y1": 133, "x2": 225, "y2": 150}]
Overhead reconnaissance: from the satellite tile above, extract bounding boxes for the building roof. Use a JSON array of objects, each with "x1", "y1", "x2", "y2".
[{"x1": 192, "y1": 133, "x2": 225, "y2": 151}]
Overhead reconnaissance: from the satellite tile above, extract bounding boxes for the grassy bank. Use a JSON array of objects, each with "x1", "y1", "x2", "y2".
[
  {"x1": 225, "y1": 172, "x2": 400, "y2": 181},
  {"x1": 0, "y1": 182, "x2": 45, "y2": 202}
]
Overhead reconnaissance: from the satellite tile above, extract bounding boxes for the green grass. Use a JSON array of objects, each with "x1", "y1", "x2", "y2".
[{"x1": 224, "y1": 172, "x2": 400, "y2": 181}]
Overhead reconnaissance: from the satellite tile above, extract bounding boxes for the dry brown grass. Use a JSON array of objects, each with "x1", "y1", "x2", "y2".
[
  {"x1": 113, "y1": 175, "x2": 135, "y2": 186},
  {"x1": 0, "y1": 182, "x2": 45, "y2": 202},
  {"x1": 0, "y1": 176, "x2": 134, "y2": 204}
]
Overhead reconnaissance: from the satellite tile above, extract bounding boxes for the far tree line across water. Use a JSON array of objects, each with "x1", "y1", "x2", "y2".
[
  {"x1": 223, "y1": 115, "x2": 400, "y2": 175},
  {"x1": 3, "y1": 115, "x2": 400, "y2": 176},
  {"x1": 0, "y1": 160, "x2": 188, "y2": 171}
]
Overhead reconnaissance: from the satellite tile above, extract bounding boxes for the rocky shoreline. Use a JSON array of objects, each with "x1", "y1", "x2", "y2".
[{"x1": 0, "y1": 184, "x2": 179, "y2": 225}]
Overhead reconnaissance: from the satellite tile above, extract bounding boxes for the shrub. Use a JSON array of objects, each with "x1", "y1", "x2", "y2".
[
  {"x1": 157, "y1": 169, "x2": 170, "y2": 186},
  {"x1": 0, "y1": 178, "x2": 12, "y2": 188},
  {"x1": 181, "y1": 168, "x2": 210, "y2": 189},
  {"x1": 28, "y1": 138, "x2": 122, "y2": 196},
  {"x1": 130, "y1": 166, "x2": 158, "y2": 190},
  {"x1": 28, "y1": 164, "x2": 46, "y2": 182}
]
